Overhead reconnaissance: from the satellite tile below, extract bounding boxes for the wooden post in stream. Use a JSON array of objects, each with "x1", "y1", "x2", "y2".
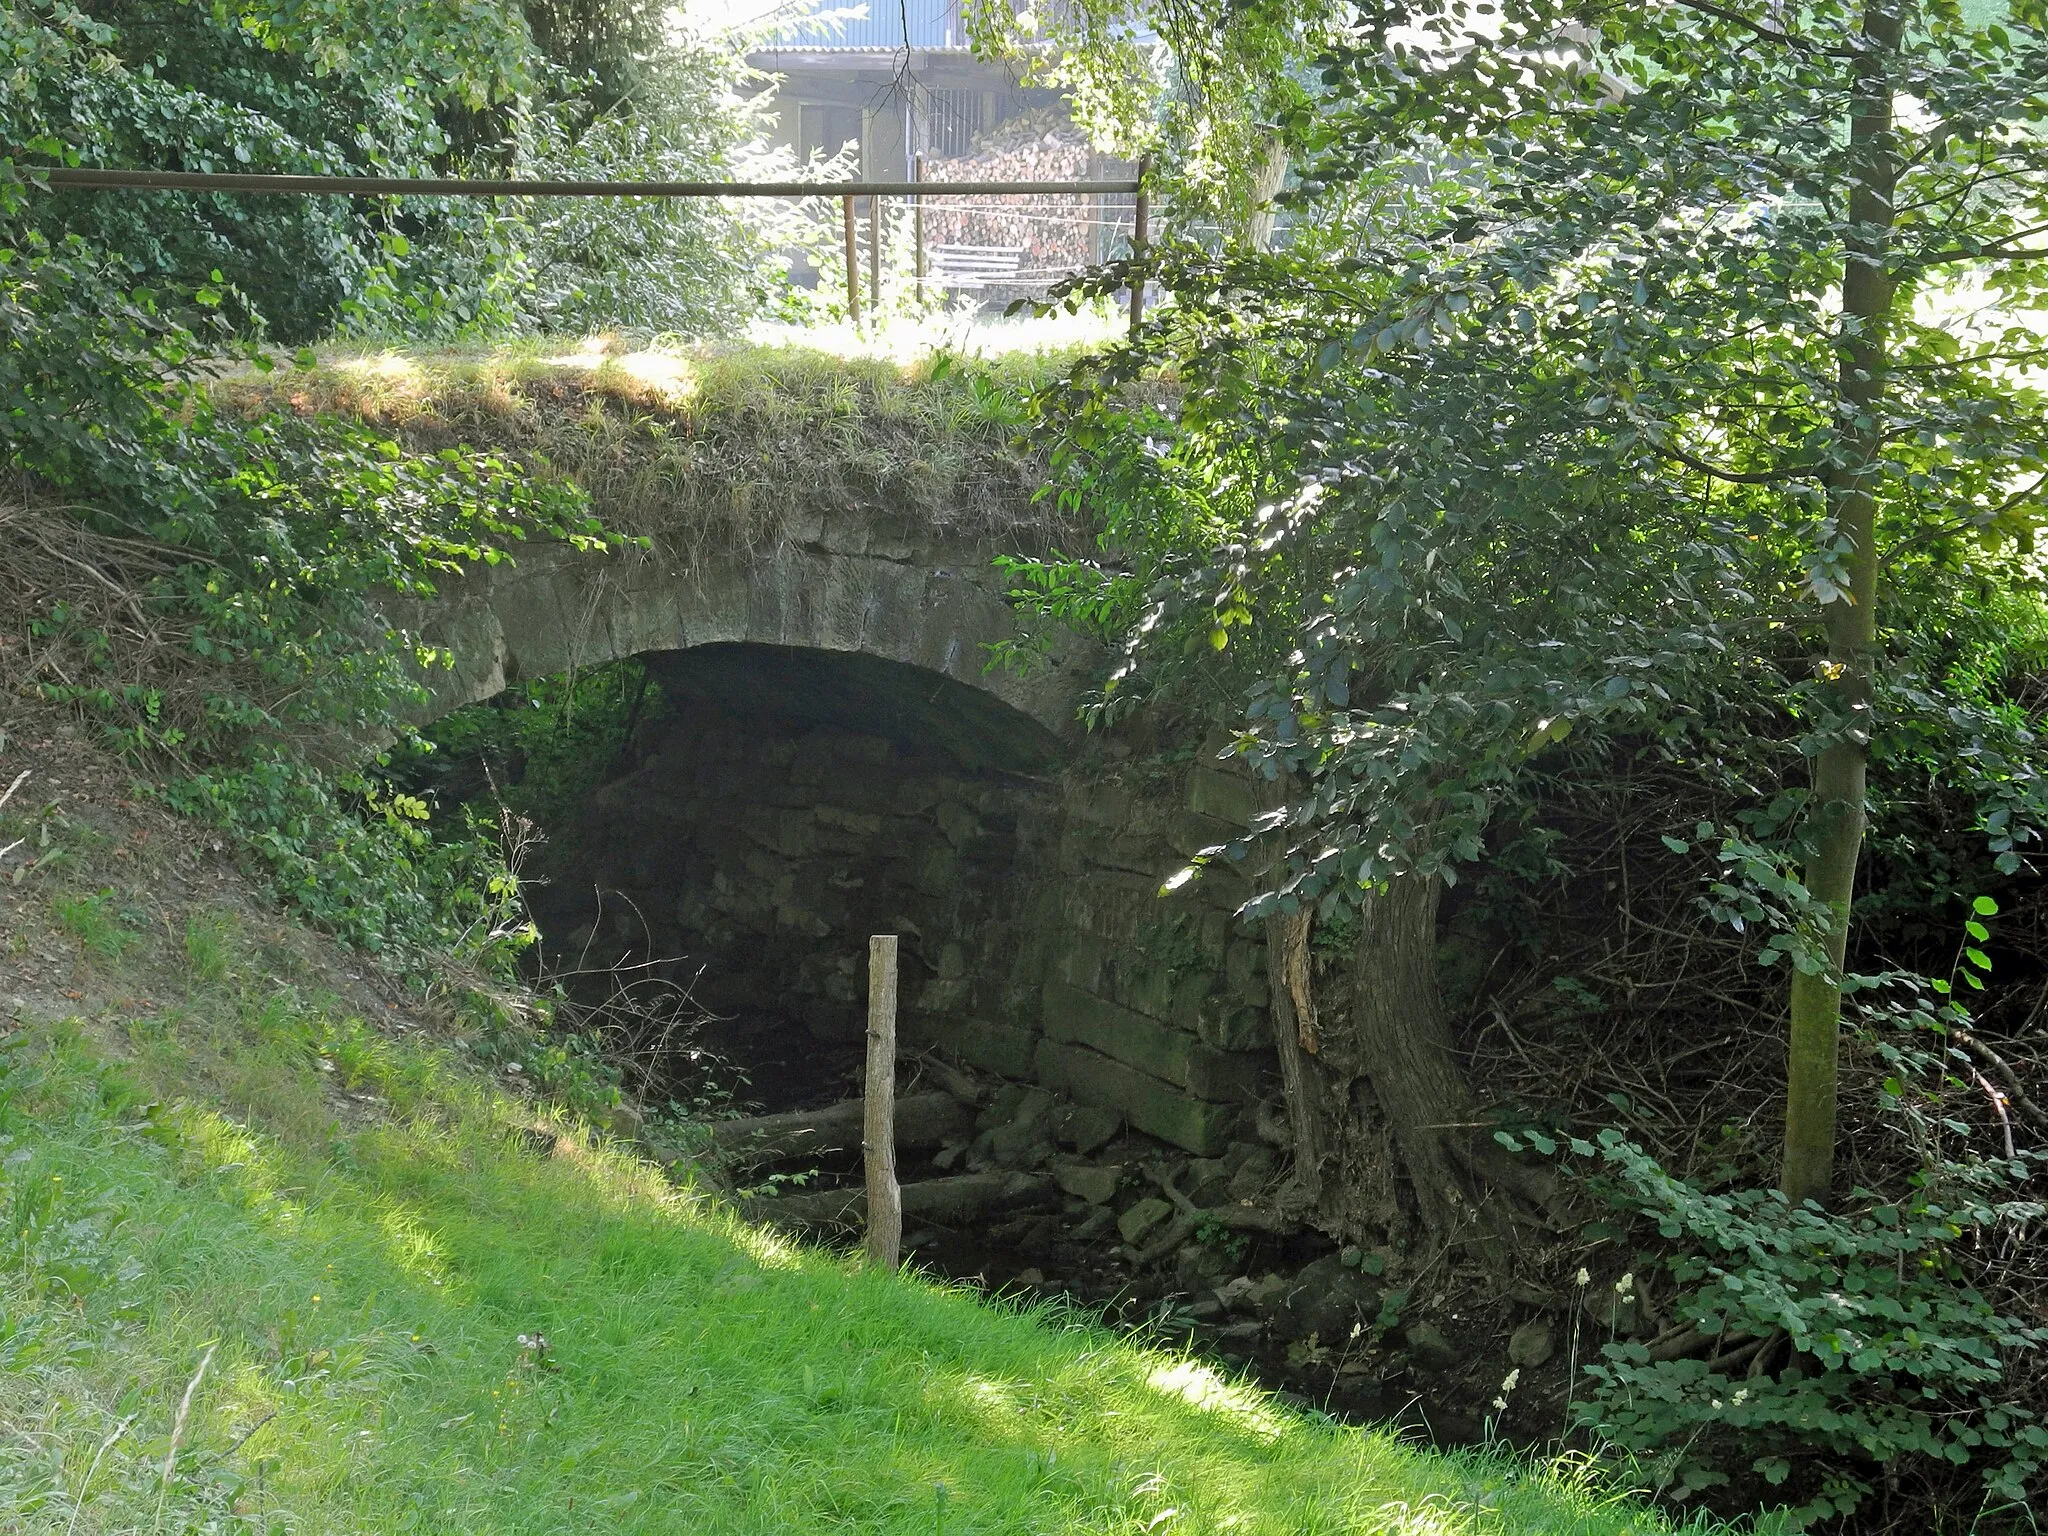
[
  {"x1": 841, "y1": 194, "x2": 860, "y2": 325},
  {"x1": 863, "y1": 934, "x2": 901, "y2": 1268}
]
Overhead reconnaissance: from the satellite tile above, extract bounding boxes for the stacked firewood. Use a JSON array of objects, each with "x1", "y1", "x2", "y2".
[{"x1": 920, "y1": 111, "x2": 1131, "y2": 292}]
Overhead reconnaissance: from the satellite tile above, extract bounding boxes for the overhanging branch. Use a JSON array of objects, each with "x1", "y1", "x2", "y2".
[
  {"x1": 1661, "y1": 441, "x2": 1821, "y2": 486},
  {"x1": 1662, "y1": 0, "x2": 1857, "y2": 58}
]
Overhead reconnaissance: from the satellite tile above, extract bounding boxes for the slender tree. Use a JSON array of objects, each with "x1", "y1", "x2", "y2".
[{"x1": 1019, "y1": 0, "x2": 2048, "y2": 1235}]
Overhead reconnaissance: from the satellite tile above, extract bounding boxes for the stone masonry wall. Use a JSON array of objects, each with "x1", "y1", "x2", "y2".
[{"x1": 533, "y1": 645, "x2": 1278, "y2": 1154}]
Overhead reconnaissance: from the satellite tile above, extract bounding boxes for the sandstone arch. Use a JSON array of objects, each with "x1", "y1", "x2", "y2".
[
  {"x1": 403, "y1": 530, "x2": 1095, "y2": 745},
  {"x1": 401, "y1": 528, "x2": 1277, "y2": 1160}
]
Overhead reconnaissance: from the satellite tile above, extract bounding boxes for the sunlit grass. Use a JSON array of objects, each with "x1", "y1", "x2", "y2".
[
  {"x1": 213, "y1": 328, "x2": 1089, "y2": 559},
  {"x1": 0, "y1": 937, "x2": 1732, "y2": 1533}
]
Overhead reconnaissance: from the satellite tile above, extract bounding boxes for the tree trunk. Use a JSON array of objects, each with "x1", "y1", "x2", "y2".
[
  {"x1": 1266, "y1": 907, "x2": 1329, "y2": 1213},
  {"x1": 1246, "y1": 136, "x2": 1290, "y2": 253},
  {"x1": 700, "y1": 1092, "x2": 973, "y2": 1168},
  {"x1": 1348, "y1": 873, "x2": 1527, "y2": 1259},
  {"x1": 1265, "y1": 873, "x2": 1549, "y2": 1267},
  {"x1": 1782, "y1": 2, "x2": 1899, "y2": 1208}
]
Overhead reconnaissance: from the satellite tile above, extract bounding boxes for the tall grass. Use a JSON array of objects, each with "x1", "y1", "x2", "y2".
[{"x1": 0, "y1": 917, "x2": 1729, "y2": 1535}]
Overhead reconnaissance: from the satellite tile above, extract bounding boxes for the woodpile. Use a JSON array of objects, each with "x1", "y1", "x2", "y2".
[{"x1": 921, "y1": 111, "x2": 1131, "y2": 294}]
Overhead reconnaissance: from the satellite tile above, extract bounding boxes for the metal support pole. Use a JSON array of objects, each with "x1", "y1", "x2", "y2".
[
  {"x1": 914, "y1": 153, "x2": 926, "y2": 305},
  {"x1": 841, "y1": 193, "x2": 860, "y2": 325},
  {"x1": 869, "y1": 193, "x2": 883, "y2": 316},
  {"x1": 1129, "y1": 153, "x2": 1151, "y2": 340},
  {"x1": 863, "y1": 934, "x2": 901, "y2": 1269}
]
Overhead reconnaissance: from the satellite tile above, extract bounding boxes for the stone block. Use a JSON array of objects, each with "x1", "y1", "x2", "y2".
[
  {"x1": 1404, "y1": 1321, "x2": 1461, "y2": 1372},
  {"x1": 1053, "y1": 1162, "x2": 1123, "y2": 1206},
  {"x1": 1196, "y1": 997, "x2": 1270, "y2": 1053},
  {"x1": 947, "y1": 1018, "x2": 1040, "y2": 1079},
  {"x1": 1033, "y1": 1039, "x2": 1241, "y2": 1155},
  {"x1": 1051, "y1": 1102, "x2": 1122, "y2": 1155},
  {"x1": 1509, "y1": 1319, "x2": 1556, "y2": 1369},
  {"x1": 1186, "y1": 767, "x2": 1257, "y2": 827},
  {"x1": 1051, "y1": 934, "x2": 1113, "y2": 993},
  {"x1": 1227, "y1": 1145, "x2": 1277, "y2": 1201},
  {"x1": 1168, "y1": 970, "x2": 1215, "y2": 1031},
  {"x1": 914, "y1": 976, "x2": 970, "y2": 1013},
  {"x1": 1065, "y1": 781, "x2": 1135, "y2": 827},
  {"x1": 893, "y1": 777, "x2": 944, "y2": 814},
  {"x1": 1058, "y1": 873, "x2": 1162, "y2": 945},
  {"x1": 815, "y1": 804, "x2": 883, "y2": 839},
  {"x1": 1041, "y1": 982, "x2": 1265, "y2": 1103},
  {"x1": 911, "y1": 844, "x2": 960, "y2": 896},
  {"x1": 1225, "y1": 939, "x2": 1267, "y2": 1006},
  {"x1": 935, "y1": 800, "x2": 980, "y2": 847},
  {"x1": 1272, "y1": 1255, "x2": 1384, "y2": 1344},
  {"x1": 1113, "y1": 959, "x2": 1179, "y2": 1022},
  {"x1": 902, "y1": 1009, "x2": 1013, "y2": 1075}
]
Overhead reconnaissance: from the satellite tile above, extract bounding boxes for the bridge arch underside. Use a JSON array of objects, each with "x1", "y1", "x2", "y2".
[
  {"x1": 528, "y1": 641, "x2": 1070, "y2": 1106},
  {"x1": 410, "y1": 540, "x2": 1280, "y2": 1156}
]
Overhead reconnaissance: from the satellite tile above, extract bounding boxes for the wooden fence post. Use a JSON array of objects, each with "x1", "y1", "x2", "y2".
[
  {"x1": 1129, "y1": 153, "x2": 1151, "y2": 339},
  {"x1": 864, "y1": 934, "x2": 901, "y2": 1269},
  {"x1": 841, "y1": 193, "x2": 860, "y2": 324},
  {"x1": 869, "y1": 193, "x2": 884, "y2": 316}
]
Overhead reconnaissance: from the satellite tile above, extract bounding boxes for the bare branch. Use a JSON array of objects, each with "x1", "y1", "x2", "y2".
[
  {"x1": 0, "y1": 768, "x2": 28, "y2": 866},
  {"x1": 1660, "y1": 440, "x2": 1821, "y2": 486},
  {"x1": 1662, "y1": 0, "x2": 1857, "y2": 57}
]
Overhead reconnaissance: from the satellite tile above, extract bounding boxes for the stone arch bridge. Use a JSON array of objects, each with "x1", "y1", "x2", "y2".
[{"x1": 404, "y1": 520, "x2": 1278, "y2": 1159}]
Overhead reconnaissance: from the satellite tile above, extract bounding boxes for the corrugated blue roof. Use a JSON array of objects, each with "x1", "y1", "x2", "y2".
[{"x1": 756, "y1": 1, "x2": 964, "y2": 50}]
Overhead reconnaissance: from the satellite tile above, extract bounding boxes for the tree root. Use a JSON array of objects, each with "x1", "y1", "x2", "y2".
[{"x1": 1131, "y1": 1164, "x2": 1300, "y2": 1265}]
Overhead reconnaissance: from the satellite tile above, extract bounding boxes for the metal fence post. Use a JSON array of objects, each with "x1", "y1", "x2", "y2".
[
  {"x1": 842, "y1": 193, "x2": 860, "y2": 325},
  {"x1": 914, "y1": 154, "x2": 926, "y2": 305},
  {"x1": 1129, "y1": 153, "x2": 1151, "y2": 340}
]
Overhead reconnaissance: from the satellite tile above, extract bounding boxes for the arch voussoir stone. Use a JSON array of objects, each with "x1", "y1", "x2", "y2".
[{"x1": 399, "y1": 533, "x2": 1094, "y2": 740}]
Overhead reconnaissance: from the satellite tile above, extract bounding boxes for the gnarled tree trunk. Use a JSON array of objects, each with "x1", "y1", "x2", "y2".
[{"x1": 1266, "y1": 872, "x2": 1556, "y2": 1269}]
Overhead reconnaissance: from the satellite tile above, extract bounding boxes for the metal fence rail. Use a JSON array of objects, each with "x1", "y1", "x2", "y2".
[
  {"x1": 33, "y1": 166, "x2": 1138, "y2": 200},
  {"x1": 31, "y1": 163, "x2": 1152, "y2": 334}
]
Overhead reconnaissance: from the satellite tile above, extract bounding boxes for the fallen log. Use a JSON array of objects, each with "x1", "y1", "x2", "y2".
[
  {"x1": 744, "y1": 1171, "x2": 1054, "y2": 1232},
  {"x1": 703, "y1": 1091, "x2": 973, "y2": 1167}
]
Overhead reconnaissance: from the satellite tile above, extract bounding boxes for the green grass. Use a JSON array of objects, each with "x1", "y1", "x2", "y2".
[
  {"x1": 50, "y1": 889, "x2": 135, "y2": 963},
  {"x1": 0, "y1": 928, "x2": 1728, "y2": 1535}
]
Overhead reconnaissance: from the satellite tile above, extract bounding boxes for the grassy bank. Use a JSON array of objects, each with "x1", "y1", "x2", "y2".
[
  {"x1": 0, "y1": 749, "x2": 1728, "y2": 1536},
  {"x1": 216, "y1": 338, "x2": 1082, "y2": 562}
]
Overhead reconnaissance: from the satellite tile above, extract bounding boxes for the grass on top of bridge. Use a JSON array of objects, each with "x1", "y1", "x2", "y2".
[
  {"x1": 0, "y1": 771, "x2": 1744, "y2": 1536},
  {"x1": 217, "y1": 331, "x2": 1097, "y2": 559}
]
